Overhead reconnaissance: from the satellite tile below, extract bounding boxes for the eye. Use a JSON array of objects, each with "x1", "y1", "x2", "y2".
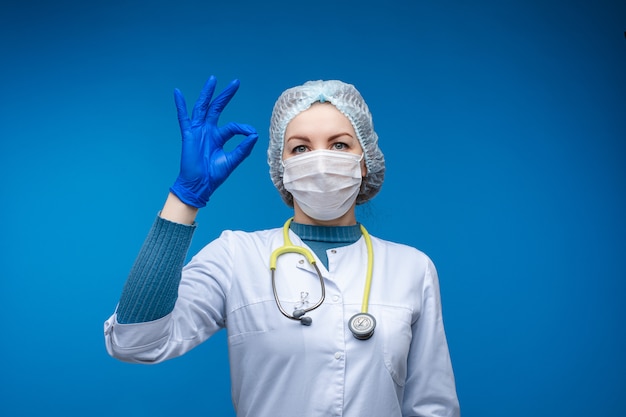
[
  {"x1": 332, "y1": 142, "x2": 348, "y2": 151},
  {"x1": 293, "y1": 145, "x2": 308, "y2": 154}
]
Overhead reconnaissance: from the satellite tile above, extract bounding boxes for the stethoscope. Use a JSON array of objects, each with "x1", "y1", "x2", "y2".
[{"x1": 270, "y1": 218, "x2": 376, "y2": 340}]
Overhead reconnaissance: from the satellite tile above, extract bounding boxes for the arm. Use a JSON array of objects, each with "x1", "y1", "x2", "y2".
[
  {"x1": 402, "y1": 260, "x2": 461, "y2": 417},
  {"x1": 105, "y1": 75, "x2": 258, "y2": 359},
  {"x1": 113, "y1": 194, "x2": 198, "y2": 324}
]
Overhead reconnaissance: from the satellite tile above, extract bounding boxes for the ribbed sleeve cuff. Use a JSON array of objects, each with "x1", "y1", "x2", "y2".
[{"x1": 116, "y1": 216, "x2": 196, "y2": 324}]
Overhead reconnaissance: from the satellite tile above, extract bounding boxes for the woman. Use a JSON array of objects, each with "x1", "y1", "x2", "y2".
[{"x1": 104, "y1": 75, "x2": 460, "y2": 417}]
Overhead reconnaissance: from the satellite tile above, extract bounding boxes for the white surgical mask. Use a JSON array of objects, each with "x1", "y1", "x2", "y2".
[{"x1": 282, "y1": 150, "x2": 364, "y2": 221}]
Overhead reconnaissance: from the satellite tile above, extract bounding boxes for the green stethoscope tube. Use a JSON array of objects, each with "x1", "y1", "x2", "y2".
[{"x1": 270, "y1": 218, "x2": 376, "y2": 339}]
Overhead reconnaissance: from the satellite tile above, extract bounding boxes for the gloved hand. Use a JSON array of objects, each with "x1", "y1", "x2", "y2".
[{"x1": 170, "y1": 76, "x2": 258, "y2": 208}]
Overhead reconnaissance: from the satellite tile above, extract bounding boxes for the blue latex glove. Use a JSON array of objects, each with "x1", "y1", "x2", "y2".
[{"x1": 170, "y1": 76, "x2": 258, "y2": 208}]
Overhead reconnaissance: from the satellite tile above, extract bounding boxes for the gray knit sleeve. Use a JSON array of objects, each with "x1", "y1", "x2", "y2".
[{"x1": 116, "y1": 216, "x2": 196, "y2": 324}]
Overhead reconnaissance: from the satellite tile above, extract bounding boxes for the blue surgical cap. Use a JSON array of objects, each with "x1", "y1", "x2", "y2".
[{"x1": 268, "y1": 80, "x2": 385, "y2": 206}]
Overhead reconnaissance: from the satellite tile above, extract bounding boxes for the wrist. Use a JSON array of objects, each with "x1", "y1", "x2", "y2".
[{"x1": 160, "y1": 192, "x2": 199, "y2": 225}]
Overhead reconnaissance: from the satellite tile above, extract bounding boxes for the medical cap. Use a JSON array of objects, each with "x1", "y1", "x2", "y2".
[{"x1": 268, "y1": 79, "x2": 385, "y2": 207}]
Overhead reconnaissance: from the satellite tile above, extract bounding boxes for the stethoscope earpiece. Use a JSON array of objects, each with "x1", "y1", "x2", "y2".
[{"x1": 292, "y1": 309, "x2": 312, "y2": 325}]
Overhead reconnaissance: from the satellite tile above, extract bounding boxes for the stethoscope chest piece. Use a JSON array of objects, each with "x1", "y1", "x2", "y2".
[{"x1": 348, "y1": 312, "x2": 376, "y2": 340}]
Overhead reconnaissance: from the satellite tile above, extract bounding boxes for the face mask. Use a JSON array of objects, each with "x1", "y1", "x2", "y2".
[{"x1": 282, "y1": 150, "x2": 364, "y2": 221}]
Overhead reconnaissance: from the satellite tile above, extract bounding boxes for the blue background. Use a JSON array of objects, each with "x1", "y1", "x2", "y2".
[{"x1": 1, "y1": 0, "x2": 624, "y2": 416}]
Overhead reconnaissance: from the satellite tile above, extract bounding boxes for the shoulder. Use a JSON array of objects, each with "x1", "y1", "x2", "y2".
[
  {"x1": 367, "y1": 234, "x2": 439, "y2": 290},
  {"x1": 196, "y1": 227, "x2": 283, "y2": 255},
  {"x1": 217, "y1": 226, "x2": 282, "y2": 244},
  {"x1": 369, "y1": 234, "x2": 435, "y2": 267}
]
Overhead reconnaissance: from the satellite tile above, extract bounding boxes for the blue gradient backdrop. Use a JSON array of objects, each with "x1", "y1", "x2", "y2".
[{"x1": 1, "y1": 0, "x2": 624, "y2": 416}]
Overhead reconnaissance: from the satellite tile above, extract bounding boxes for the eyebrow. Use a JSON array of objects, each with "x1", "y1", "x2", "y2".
[{"x1": 285, "y1": 132, "x2": 355, "y2": 142}]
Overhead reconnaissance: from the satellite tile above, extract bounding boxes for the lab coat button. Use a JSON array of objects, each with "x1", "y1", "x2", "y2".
[
  {"x1": 332, "y1": 295, "x2": 340, "y2": 302},
  {"x1": 330, "y1": 249, "x2": 337, "y2": 254},
  {"x1": 298, "y1": 259, "x2": 304, "y2": 264},
  {"x1": 334, "y1": 352, "x2": 343, "y2": 360},
  {"x1": 103, "y1": 319, "x2": 113, "y2": 335}
]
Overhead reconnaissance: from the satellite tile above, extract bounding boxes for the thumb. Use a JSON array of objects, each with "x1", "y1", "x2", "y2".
[{"x1": 226, "y1": 133, "x2": 259, "y2": 169}]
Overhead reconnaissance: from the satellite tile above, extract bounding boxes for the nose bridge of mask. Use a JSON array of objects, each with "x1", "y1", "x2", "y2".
[{"x1": 282, "y1": 149, "x2": 363, "y2": 170}]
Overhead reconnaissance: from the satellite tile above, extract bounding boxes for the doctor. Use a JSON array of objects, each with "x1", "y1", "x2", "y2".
[{"x1": 104, "y1": 75, "x2": 460, "y2": 417}]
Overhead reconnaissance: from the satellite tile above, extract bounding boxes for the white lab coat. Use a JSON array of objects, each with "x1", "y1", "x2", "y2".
[{"x1": 104, "y1": 226, "x2": 460, "y2": 417}]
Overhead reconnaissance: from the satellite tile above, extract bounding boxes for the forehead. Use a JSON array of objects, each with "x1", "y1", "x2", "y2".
[{"x1": 285, "y1": 102, "x2": 354, "y2": 134}]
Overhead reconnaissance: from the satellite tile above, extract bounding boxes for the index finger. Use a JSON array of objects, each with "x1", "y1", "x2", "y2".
[{"x1": 192, "y1": 75, "x2": 218, "y2": 122}]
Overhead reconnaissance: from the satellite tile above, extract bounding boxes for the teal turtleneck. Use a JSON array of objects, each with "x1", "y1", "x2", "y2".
[{"x1": 289, "y1": 221, "x2": 362, "y2": 269}]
